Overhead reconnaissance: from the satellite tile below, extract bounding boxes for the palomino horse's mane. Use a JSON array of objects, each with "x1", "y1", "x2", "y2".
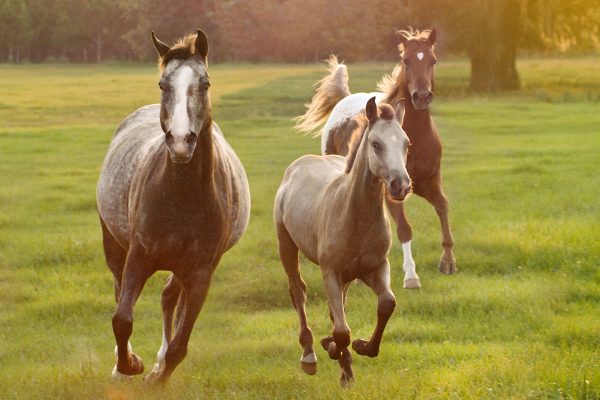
[
  {"x1": 159, "y1": 33, "x2": 202, "y2": 70},
  {"x1": 345, "y1": 104, "x2": 396, "y2": 173},
  {"x1": 377, "y1": 28, "x2": 433, "y2": 102}
]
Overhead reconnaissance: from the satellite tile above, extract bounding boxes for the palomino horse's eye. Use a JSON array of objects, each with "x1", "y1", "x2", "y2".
[{"x1": 372, "y1": 141, "x2": 382, "y2": 152}]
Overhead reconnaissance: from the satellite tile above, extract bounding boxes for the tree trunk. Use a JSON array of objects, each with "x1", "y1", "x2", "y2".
[{"x1": 469, "y1": 0, "x2": 521, "y2": 92}]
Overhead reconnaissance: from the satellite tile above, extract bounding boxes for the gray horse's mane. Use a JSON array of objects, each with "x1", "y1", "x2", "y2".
[{"x1": 159, "y1": 33, "x2": 201, "y2": 70}]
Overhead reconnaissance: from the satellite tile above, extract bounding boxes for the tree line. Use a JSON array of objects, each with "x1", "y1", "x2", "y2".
[{"x1": 0, "y1": 0, "x2": 597, "y2": 90}]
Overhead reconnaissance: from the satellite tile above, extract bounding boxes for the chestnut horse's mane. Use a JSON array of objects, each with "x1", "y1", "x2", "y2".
[{"x1": 159, "y1": 34, "x2": 200, "y2": 70}]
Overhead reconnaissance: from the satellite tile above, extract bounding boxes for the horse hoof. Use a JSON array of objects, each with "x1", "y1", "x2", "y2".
[
  {"x1": 320, "y1": 336, "x2": 334, "y2": 351},
  {"x1": 300, "y1": 361, "x2": 317, "y2": 375},
  {"x1": 403, "y1": 278, "x2": 421, "y2": 289},
  {"x1": 439, "y1": 260, "x2": 456, "y2": 275},
  {"x1": 143, "y1": 368, "x2": 161, "y2": 384},
  {"x1": 352, "y1": 339, "x2": 378, "y2": 357},
  {"x1": 327, "y1": 342, "x2": 341, "y2": 360},
  {"x1": 111, "y1": 365, "x2": 133, "y2": 382},
  {"x1": 339, "y1": 371, "x2": 354, "y2": 388}
]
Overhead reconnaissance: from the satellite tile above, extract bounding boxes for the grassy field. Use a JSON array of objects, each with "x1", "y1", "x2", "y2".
[{"x1": 0, "y1": 56, "x2": 599, "y2": 399}]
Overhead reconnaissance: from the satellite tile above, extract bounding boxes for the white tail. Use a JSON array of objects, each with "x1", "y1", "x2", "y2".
[{"x1": 294, "y1": 55, "x2": 351, "y2": 136}]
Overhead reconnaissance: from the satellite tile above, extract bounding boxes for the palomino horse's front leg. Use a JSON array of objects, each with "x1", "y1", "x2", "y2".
[
  {"x1": 385, "y1": 194, "x2": 420, "y2": 289},
  {"x1": 111, "y1": 246, "x2": 153, "y2": 380},
  {"x1": 352, "y1": 260, "x2": 396, "y2": 358},
  {"x1": 422, "y1": 174, "x2": 456, "y2": 274},
  {"x1": 144, "y1": 266, "x2": 213, "y2": 383}
]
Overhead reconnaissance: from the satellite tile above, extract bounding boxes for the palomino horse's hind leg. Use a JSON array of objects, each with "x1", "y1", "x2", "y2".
[
  {"x1": 276, "y1": 224, "x2": 316, "y2": 375},
  {"x1": 145, "y1": 266, "x2": 213, "y2": 384},
  {"x1": 112, "y1": 246, "x2": 153, "y2": 379},
  {"x1": 100, "y1": 218, "x2": 127, "y2": 302},
  {"x1": 145, "y1": 274, "x2": 182, "y2": 380},
  {"x1": 352, "y1": 260, "x2": 396, "y2": 358},
  {"x1": 385, "y1": 195, "x2": 420, "y2": 289},
  {"x1": 421, "y1": 174, "x2": 456, "y2": 274}
]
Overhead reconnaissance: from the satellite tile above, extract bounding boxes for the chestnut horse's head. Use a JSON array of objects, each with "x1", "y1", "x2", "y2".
[
  {"x1": 152, "y1": 30, "x2": 211, "y2": 164},
  {"x1": 397, "y1": 28, "x2": 437, "y2": 111}
]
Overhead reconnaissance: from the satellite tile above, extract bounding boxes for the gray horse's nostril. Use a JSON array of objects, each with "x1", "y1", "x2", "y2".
[{"x1": 185, "y1": 132, "x2": 197, "y2": 145}]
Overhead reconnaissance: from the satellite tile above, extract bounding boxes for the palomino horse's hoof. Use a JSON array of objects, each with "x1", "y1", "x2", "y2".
[
  {"x1": 403, "y1": 278, "x2": 421, "y2": 289},
  {"x1": 352, "y1": 339, "x2": 378, "y2": 358},
  {"x1": 339, "y1": 371, "x2": 354, "y2": 388},
  {"x1": 439, "y1": 259, "x2": 457, "y2": 275},
  {"x1": 300, "y1": 361, "x2": 317, "y2": 375},
  {"x1": 143, "y1": 368, "x2": 163, "y2": 384}
]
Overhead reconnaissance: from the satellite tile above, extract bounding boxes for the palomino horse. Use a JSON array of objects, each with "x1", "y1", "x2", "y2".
[
  {"x1": 275, "y1": 98, "x2": 410, "y2": 386},
  {"x1": 295, "y1": 28, "x2": 456, "y2": 289},
  {"x1": 96, "y1": 30, "x2": 250, "y2": 383}
]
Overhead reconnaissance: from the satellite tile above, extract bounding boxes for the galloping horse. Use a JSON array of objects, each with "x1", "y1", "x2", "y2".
[
  {"x1": 275, "y1": 98, "x2": 410, "y2": 386},
  {"x1": 96, "y1": 30, "x2": 250, "y2": 383},
  {"x1": 295, "y1": 28, "x2": 456, "y2": 289}
]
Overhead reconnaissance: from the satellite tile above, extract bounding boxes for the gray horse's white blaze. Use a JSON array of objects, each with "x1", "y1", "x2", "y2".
[{"x1": 159, "y1": 60, "x2": 209, "y2": 163}]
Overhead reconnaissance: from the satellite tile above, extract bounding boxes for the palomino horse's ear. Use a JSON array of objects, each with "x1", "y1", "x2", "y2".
[
  {"x1": 396, "y1": 31, "x2": 409, "y2": 46},
  {"x1": 195, "y1": 29, "x2": 209, "y2": 60},
  {"x1": 151, "y1": 31, "x2": 170, "y2": 57},
  {"x1": 366, "y1": 97, "x2": 378, "y2": 125},
  {"x1": 394, "y1": 99, "x2": 405, "y2": 123},
  {"x1": 427, "y1": 27, "x2": 437, "y2": 46}
]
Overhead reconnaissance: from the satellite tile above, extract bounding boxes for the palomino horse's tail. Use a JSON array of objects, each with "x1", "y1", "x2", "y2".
[{"x1": 294, "y1": 55, "x2": 351, "y2": 136}]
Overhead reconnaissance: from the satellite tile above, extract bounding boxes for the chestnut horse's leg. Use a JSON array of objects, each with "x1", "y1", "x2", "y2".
[
  {"x1": 276, "y1": 224, "x2": 316, "y2": 375},
  {"x1": 352, "y1": 260, "x2": 396, "y2": 358},
  {"x1": 146, "y1": 266, "x2": 213, "y2": 383},
  {"x1": 112, "y1": 246, "x2": 153, "y2": 379},
  {"x1": 148, "y1": 274, "x2": 182, "y2": 376},
  {"x1": 385, "y1": 195, "x2": 420, "y2": 289},
  {"x1": 421, "y1": 173, "x2": 456, "y2": 274}
]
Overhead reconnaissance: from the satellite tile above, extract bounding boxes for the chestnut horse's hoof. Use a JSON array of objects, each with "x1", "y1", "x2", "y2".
[
  {"x1": 320, "y1": 336, "x2": 341, "y2": 360},
  {"x1": 352, "y1": 339, "x2": 378, "y2": 358},
  {"x1": 403, "y1": 277, "x2": 421, "y2": 289},
  {"x1": 439, "y1": 259, "x2": 457, "y2": 275},
  {"x1": 143, "y1": 368, "x2": 163, "y2": 384}
]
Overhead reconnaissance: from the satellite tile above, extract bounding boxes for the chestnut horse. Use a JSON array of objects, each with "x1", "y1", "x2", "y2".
[
  {"x1": 295, "y1": 28, "x2": 456, "y2": 289},
  {"x1": 275, "y1": 98, "x2": 410, "y2": 386},
  {"x1": 96, "y1": 30, "x2": 250, "y2": 383}
]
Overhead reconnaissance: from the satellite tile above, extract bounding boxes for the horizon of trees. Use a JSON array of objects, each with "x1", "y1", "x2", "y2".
[{"x1": 0, "y1": 0, "x2": 598, "y2": 90}]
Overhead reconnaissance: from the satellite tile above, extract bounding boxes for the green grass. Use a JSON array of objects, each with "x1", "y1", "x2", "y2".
[{"x1": 0, "y1": 57, "x2": 599, "y2": 399}]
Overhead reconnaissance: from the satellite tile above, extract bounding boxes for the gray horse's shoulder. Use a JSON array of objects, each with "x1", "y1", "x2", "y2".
[{"x1": 113, "y1": 104, "x2": 160, "y2": 138}]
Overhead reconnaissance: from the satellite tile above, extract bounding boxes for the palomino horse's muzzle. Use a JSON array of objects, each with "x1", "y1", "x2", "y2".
[
  {"x1": 411, "y1": 90, "x2": 433, "y2": 110},
  {"x1": 166, "y1": 131, "x2": 198, "y2": 163},
  {"x1": 389, "y1": 177, "x2": 411, "y2": 201}
]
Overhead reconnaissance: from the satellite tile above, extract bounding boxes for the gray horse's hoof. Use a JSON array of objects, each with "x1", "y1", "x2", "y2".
[{"x1": 439, "y1": 259, "x2": 457, "y2": 275}]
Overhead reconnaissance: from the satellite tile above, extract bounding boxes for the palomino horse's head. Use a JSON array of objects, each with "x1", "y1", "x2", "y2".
[
  {"x1": 365, "y1": 97, "x2": 411, "y2": 201},
  {"x1": 398, "y1": 28, "x2": 437, "y2": 110},
  {"x1": 152, "y1": 30, "x2": 211, "y2": 163}
]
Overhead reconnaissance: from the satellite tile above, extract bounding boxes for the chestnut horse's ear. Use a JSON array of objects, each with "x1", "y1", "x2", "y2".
[
  {"x1": 427, "y1": 27, "x2": 437, "y2": 46},
  {"x1": 195, "y1": 29, "x2": 209, "y2": 60},
  {"x1": 366, "y1": 97, "x2": 378, "y2": 124},
  {"x1": 151, "y1": 31, "x2": 170, "y2": 57},
  {"x1": 394, "y1": 99, "x2": 405, "y2": 123}
]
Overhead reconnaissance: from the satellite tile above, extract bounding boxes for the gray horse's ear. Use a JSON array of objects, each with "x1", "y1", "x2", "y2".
[
  {"x1": 395, "y1": 99, "x2": 405, "y2": 123},
  {"x1": 195, "y1": 29, "x2": 209, "y2": 60},
  {"x1": 366, "y1": 97, "x2": 378, "y2": 124},
  {"x1": 152, "y1": 32, "x2": 170, "y2": 57},
  {"x1": 427, "y1": 27, "x2": 437, "y2": 46}
]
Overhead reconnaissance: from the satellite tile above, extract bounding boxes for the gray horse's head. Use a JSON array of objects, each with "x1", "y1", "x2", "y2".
[{"x1": 152, "y1": 30, "x2": 211, "y2": 164}]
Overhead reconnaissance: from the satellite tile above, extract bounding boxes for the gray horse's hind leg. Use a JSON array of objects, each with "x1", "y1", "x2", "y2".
[
  {"x1": 276, "y1": 223, "x2": 316, "y2": 375},
  {"x1": 100, "y1": 217, "x2": 127, "y2": 302}
]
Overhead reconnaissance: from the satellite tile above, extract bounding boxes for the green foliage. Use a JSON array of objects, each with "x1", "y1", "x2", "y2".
[{"x1": 0, "y1": 58, "x2": 599, "y2": 398}]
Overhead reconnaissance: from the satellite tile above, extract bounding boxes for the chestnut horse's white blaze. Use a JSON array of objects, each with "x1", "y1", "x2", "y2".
[{"x1": 276, "y1": 98, "x2": 410, "y2": 386}]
